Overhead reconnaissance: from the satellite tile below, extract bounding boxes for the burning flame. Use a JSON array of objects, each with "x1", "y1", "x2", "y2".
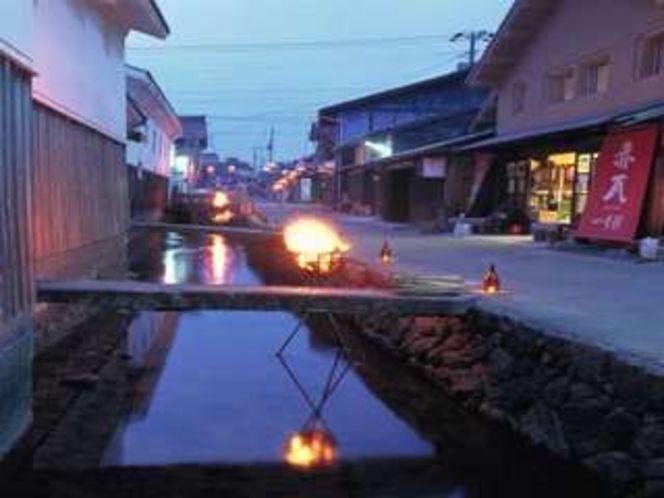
[
  {"x1": 212, "y1": 191, "x2": 230, "y2": 209},
  {"x1": 283, "y1": 430, "x2": 338, "y2": 470},
  {"x1": 212, "y1": 211, "x2": 234, "y2": 224},
  {"x1": 283, "y1": 218, "x2": 349, "y2": 273}
]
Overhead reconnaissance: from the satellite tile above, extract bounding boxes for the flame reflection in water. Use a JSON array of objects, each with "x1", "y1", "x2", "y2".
[
  {"x1": 284, "y1": 430, "x2": 338, "y2": 469},
  {"x1": 206, "y1": 235, "x2": 232, "y2": 284}
]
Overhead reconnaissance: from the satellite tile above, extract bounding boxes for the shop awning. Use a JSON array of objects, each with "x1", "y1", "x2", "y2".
[
  {"x1": 366, "y1": 130, "x2": 494, "y2": 168},
  {"x1": 614, "y1": 101, "x2": 664, "y2": 127},
  {"x1": 459, "y1": 114, "x2": 613, "y2": 151},
  {"x1": 460, "y1": 100, "x2": 664, "y2": 152}
]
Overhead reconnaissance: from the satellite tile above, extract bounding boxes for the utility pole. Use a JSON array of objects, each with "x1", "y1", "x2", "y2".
[
  {"x1": 266, "y1": 126, "x2": 275, "y2": 164},
  {"x1": 252, "y1": 146, "x2": 261, "y2": 172},
  {"x1": 450, "y1": 30, "x2": 493, "y2": 66}
]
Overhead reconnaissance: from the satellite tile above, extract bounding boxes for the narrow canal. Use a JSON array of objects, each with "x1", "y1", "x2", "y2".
[
  {"x1": 103, "y1": 232, "x2": 432, "y2": 466},
  {"x1": 24, "y1": 231, "x2": 607, "y2": 497}
]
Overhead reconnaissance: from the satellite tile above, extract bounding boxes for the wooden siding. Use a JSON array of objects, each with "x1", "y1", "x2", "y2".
[
  {"x1": 0, "y1": 57, "x2": 33, "y2": 332},
  {"x1": 128, "y1": 167, "x2": 168, "y2": 221},
  {"x1": 32, "y1": 104, "x2": 129, "y2": 278}
]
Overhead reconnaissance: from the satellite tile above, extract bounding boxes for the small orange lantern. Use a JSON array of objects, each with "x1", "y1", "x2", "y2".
[
  {"x1": 379, "y1": 239, "x2": 393, "y2": 265},
  {"x1": 482, "y1": 263, "x2": 501, "y2": 295}
]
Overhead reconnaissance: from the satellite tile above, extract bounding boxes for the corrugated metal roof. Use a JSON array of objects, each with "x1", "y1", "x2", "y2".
[{"x1": 320, "y1": 69, "x2": 471, "y2": 115}]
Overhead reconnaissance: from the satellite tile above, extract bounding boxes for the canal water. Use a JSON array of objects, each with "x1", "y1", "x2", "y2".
[
  {"x1": 103, "y1": 232, "x2": 431, "y2": 466},
  {"x1": 95, "y1": 232, "x2": 604, "y2": 496}
]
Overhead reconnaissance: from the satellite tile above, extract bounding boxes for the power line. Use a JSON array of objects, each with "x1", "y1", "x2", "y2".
[
  {"x1": 167, "y1": 86, "x2": 377, "y2": 96},
  {"x1": 128, "y1": 33, "x2": 457, "y2": 53}
]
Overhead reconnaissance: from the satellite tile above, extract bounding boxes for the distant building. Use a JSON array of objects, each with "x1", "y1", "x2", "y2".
[
  {"x1": 174, "y1": 115, "x2": 209, "y2": 191},
  {"x1": 126, "y1": 65, "x2": 182, "y2": 219},
  {"x1": 200, "y1": 152, "x2": 221, "y2": 188},
  {"x1": 317, "y1": 70, "x2": 489, "y2": 222},
  {"x1": 468, "y1": 0, "x2": 664, "y2": 241}
]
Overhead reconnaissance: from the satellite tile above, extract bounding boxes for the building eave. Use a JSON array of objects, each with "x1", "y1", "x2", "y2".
[
  {"x1": 94, "y1": 0, "x2": 170, "y2": 39},
  {"x1": 469, "y1": 0, "x2": 557, "y2": 88},
  {"x1": 126, "y1": 64, "x2": 181, "y2": 139}
]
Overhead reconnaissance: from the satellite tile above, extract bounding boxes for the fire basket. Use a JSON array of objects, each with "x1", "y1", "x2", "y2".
[{"x1": 283, "y1": 218, "x2": 350, "y2": 278}]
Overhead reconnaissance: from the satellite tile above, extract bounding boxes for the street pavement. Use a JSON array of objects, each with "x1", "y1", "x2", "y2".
[{"x1": 259, "y1": 202, "x2": 664, "y2": 371}]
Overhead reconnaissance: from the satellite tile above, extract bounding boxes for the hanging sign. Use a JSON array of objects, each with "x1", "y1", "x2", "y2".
[
  {"x1": 576, "y1": 126, "x2": 659, "y2": 242},
  {"x1": 420, "y1": 157, "x2": 447, "y2": 178}
]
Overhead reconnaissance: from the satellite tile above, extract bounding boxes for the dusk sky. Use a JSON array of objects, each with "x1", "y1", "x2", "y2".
[{"x1": 128, "y1": 0, "x2": 513, "y2": 164}]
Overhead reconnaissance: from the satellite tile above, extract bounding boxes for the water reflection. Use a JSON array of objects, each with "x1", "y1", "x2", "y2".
[
  {"x1": 105, "y1": 233, "x2": 433, "y2": 466},
  {"x1": 104, "y1": 232, "x2": 606, "y2": 496},
  {"x1": 279, "y1": 350, "x2": 349, "y2": 470},
  {"x1": 154, "y1": 232, "x2": 238, "y2": 285},
  {"x1": 205, "y1": 235, "x2": 232, "y2": 284}
]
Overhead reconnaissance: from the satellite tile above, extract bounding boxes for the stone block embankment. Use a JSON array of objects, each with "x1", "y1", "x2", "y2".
[{"x1": 353, "y1": 311, "x2": 664, "y2": 497}]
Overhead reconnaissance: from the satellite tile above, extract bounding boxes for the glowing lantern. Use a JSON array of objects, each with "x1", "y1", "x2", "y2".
[
  {"x1": 379, "y1": 239, "x2": 394, "y2": 265},
  {"x1": 482, "y1": 264, "x2": 501, "y2": 295},
  {"x1": 212, "y1": 191, "x2": 230, "y2": 209},
  {"x1": 206, "y1": 165, "x2": 216, "y2": 175},
  {"x1": 283, "y1": 430, "x2": 338, "y2": 470},
  {"x1": 283, "y1": 218, "x2": 350, "y2": 274}
]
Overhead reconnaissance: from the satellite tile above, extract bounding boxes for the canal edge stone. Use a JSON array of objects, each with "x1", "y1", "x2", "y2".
[{"x1": 352, "y1": 308, "x2": 664, "y2": 496}]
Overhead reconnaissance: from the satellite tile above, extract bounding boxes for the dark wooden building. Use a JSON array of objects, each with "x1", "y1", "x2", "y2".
[{"x1": 317, "y1": 70, "x2": 490, "y2": 223}]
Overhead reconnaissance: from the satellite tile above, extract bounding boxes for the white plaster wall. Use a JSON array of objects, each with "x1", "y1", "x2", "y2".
[
  {"x1": 32, "y1": 0, "x2": 128, "y2": 141},
  {"x1": 0, "y1": 0, "x2": 34, "y2": 68},
  {"x1": 128, "y1": 120, "x2": 172, "y2": 177},
  {"x1": 127, "y1": 119, "x2": 174, "y2": 177},
  {"x1": 496, "y1": 0, "x2": 664, "y2": 135}
]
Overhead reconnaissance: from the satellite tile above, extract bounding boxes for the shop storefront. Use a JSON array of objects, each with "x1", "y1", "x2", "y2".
[
  {"x1": 474, "y1": 118, "x2": 664, "y2": 242},
  {"x1": 504, "y1": 151, "x2": 599, "y2": 226}
]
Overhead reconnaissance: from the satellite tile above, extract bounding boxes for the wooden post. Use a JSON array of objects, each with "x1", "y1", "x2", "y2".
[{"x1": 645, "y1": 128, "x2": 664, "y2": 237}]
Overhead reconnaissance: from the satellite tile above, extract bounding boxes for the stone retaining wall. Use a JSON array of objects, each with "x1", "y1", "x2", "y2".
[{"x1": 353, "y1": 310, "x2": 664, "y2": 497}]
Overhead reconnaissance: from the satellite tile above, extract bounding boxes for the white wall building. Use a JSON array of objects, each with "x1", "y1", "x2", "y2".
[
  {"x1": 32, "y1": 0, "x2": 169, "y2": 142},
  {"x1": 126, "y1": 65, "x2": 182, "y2": 178},
  {"x1": 0, "y1": 0, "x2": 170, "y2": 458}
]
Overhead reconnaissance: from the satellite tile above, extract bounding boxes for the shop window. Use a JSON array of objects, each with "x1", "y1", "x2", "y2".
[
  {"x1": 579, "y1": 59, "x2": 610, "y2": 96},
  {"x1": 640, "y1": 32, "x2": 664, "y2": 79},
  {"x1": 506, "y1": 161, "x2": 529, "y2": 201},
  {"x1": 547, "y1": 69, "x2": 575, "y2": 103},
  {"x1": 340, "y1": 147, "x2": 355, "y2": 167},
  {"x1": 511, "y1": 81, "x2": 527, "y2": 115},
  {"x1": 574, "y1": 153, "x2": 599, "y2": 218},
  {"x1": 529, "y1": 153, "x2": 577, "y2": 224}
]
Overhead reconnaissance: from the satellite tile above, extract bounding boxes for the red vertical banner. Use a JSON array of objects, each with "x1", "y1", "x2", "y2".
[{"x1": 577, "y1": 126, "x2": 659, "y2": 242}]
